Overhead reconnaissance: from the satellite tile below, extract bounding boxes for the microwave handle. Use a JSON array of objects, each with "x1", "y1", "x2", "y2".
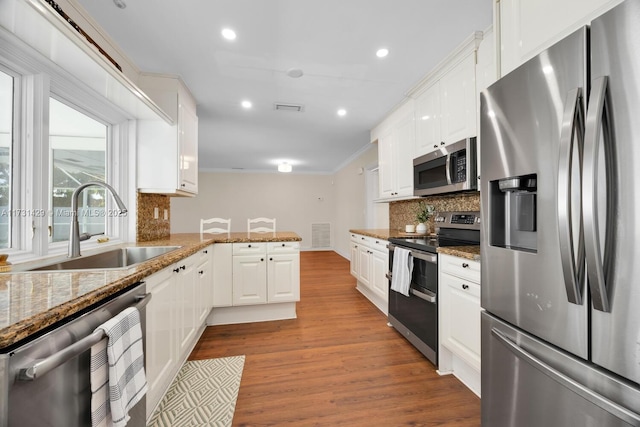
[{"x1": 445, "y1": 153, "x2": 453, "y2": 185}]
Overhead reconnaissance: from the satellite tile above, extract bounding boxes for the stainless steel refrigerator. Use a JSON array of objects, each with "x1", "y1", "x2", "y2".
[{"x1": 480, "y1": 1, "x2": 640, "y2": 425}]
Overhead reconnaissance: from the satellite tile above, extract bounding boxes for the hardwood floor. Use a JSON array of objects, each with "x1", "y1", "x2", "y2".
[{"x1": 190, "y1": 251, "x2": 481, "y2": 426}]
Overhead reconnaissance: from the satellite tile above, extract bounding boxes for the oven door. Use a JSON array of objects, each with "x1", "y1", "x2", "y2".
[{"x1": 388, "y1": 244, "x2": 438, "y2": 365}]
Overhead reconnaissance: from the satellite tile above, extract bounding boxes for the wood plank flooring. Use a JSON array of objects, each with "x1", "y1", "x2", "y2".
[{"x1": 189, "y1": 251, "x2": 481, "y2": 426}]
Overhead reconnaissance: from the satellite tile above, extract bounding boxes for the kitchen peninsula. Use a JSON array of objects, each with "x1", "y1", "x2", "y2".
[{"x1": 0, "y1": 231, "x2": 301, "y2": 350}]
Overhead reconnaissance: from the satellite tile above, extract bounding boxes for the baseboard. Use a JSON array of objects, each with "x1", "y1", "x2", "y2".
[
  {"x1": 207, "y1": 302, "x2": 297, "y2": 325},
  {"x1": 355, "y1": 282, "x2": 388, "y2": 315}
]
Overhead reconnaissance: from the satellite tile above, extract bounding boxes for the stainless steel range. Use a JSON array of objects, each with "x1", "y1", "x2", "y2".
[{"x1": 388, "y1": 211, "x2": 480, "y2": 366}]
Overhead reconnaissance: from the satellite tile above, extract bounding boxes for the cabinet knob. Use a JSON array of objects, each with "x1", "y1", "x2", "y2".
[
  {"x1": 248, "y1": 244, "x2": 252, "y2": 248},
  {"x1": 173, "y1": 267, "x2": 180, "y2": 273},
  {"x1": 462, "y1": 263, "x2": 469, "y2": 268},
  {"x1": 440, "y1": 141, "x2": 445, "y2": 145},
  {"x1": 199, "y1": 270, "x2": 204, "y2": 275},
  {"x1": 180, "y1": 265, "x2": 186, "y2": 270},
  {"x1": 462, "y1": 284, "x2": 469, "y2": 290},
  {"x1": 261, "y1": 258, "x2": 264, "y2": 262},
  {"x1": 282, "y1": 243, "x2": 286, "y2": 247},
  {"x1": 181, "y1": 183, "x2": 186, "y2": 187},
  {"x1": 269, "y1": 257, "x2": 273, "y2": 261},
  {"x1": 433, "y1": 144, "x2": 438, "y2": 149},
  {"x1": 203, "y1": 250, "x2": 208, "y2": 254}
]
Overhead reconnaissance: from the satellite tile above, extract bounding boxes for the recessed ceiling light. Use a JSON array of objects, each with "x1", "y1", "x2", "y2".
[
  {"x1": 337, "y1": 109, "x2": 347, "y2": 117},
  {"x1": 241, "y1": 100, "x2": 252, "y2": 109},
  {"x1": 113, "y1": 0, "x2": 126, "y2": 8},
  {"x1": 222, "y1": 28, "x2": 237, "y2": 40},
  {"x1": 376, "y1": 48, "x2": 389, "y2": 58}
]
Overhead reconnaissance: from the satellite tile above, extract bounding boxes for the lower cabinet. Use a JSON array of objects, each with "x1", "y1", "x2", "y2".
[
  {"x1": 438, "y1": 253, "x2": 481, "y2": 396},
  {"x1": 209, "y1": 241, "x2": 300, "y2": 325},
  {"x1": 349, "y1": 233, "x2": 389, "y2": 314},
  {"x1": 145, "y1": 245, "x2": 213, "y2": 419}
]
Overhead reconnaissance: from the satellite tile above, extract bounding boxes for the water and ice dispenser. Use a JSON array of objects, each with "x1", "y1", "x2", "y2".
[{"x1": 489, "y1": 174, "x2": 537, "y2": 252}]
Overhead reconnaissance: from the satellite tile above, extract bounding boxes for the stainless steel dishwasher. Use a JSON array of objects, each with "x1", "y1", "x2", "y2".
[{"x1": 0, "y1": 282, "x2": 151, "y2": 427}]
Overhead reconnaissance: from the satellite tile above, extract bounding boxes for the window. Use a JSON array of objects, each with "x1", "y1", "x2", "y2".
[
  {"x1": 0, "y1": 70, "x2": 13, "y2": 249},
  {"x1": 49, "y1": 98, "x2": 107, "y2": 243}
]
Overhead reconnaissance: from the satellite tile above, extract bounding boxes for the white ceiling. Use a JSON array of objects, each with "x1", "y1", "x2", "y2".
[{"x1": 76, "y1": 0, "x2": 493, "y2": 174}]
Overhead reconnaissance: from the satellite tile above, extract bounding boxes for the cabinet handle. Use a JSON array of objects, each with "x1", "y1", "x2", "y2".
[
  {"x1": 199, "y1": 270, "x2": 204, "y2": 275},
  {"x1": 440, "y1": 141, "x2": 445, "y2": 145},
  {"x1": 203, "y1": 250, "x2": 208, "y2": 254},
  {"x1": 181, "y1": 183, "x2": 186, "y2": 187},
  {"x1": 462, "y1": 284, "x2": 469, "y2": 290},
  {"x1": 462, "y1": 263, "x2": 469, "y2": 268},
  {"x1": 180, "y1": 265, "x2": 186, "y2": 270},
  {"x1": 269, "y1": 257, "x2": 273, "y2": 261},
  {"x1": 282, "y1": 243, "x2": 286, "y2": 247},
  {"x1": 173, "y1": 267, "x2": 180, "y2": 273}
]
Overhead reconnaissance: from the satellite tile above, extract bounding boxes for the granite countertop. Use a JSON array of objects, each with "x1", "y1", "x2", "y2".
[
  {"x1": 0, "y1": 231, "x2": 301, "y2": 350},
  {"x1": 349, "y1": 228, "x2": 481, "y2": 261}
]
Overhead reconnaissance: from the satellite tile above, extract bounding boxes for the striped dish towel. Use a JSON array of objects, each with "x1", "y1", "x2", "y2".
[{"x1": 90, "y1": 307, "x2": 147, "y2": 427}]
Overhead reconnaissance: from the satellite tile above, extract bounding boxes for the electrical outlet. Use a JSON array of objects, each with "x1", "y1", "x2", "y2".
[
  {"x1": 153, "y1": 207, "x2": 159, "y2": 219},
  {"x1": 164, "y1": 209, "x2": 168, "y2": 220}
]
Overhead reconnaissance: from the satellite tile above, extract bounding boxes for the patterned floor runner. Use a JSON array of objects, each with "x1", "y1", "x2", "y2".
[{"x1": 147, "y1": 355, "x2": 245, "y2": 427}]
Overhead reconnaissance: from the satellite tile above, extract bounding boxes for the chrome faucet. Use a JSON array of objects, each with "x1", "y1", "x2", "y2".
[{"x1": 68, "y1": 181, "x2": 127, "y2": 258}]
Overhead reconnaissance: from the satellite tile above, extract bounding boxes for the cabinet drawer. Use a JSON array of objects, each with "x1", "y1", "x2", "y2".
[
  {"x1": 267, "y1": 241, "x2": 300, "y2": 253},
  {"x1": 232, "y1": 242, "x2": 267, "y2": 255},
  {"x1": 442, "y1": 272, "x2": 481, "y2": 299},
  {"x1": 355, "y1": 235, "x2": 372, "y2": 246},
  {"x1": 439, "y1": 254, "x2": 480, "y2": 283},
  {"x1": 369, "y1": 238, "x2": 389, "y2": 253},
  {"x1": 350, "y1": 233, "x2": 360, "y2": 242}
]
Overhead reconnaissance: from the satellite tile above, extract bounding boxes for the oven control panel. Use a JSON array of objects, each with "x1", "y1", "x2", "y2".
[{"x1": 434, "y1": 211, "x2": 481, "y2": 230}]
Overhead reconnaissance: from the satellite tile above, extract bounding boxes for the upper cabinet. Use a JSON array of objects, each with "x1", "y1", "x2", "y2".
[
  {"x1": 374, "y1": 100, "x2": 415, "y2": 200},
  {"x1": 137, "y1": 74, "x2": 199, "y2": 196},
  {"x1": 499, "y1": 0, "x2": 623, "y2": 76},
  {"x1": 412, "y1": 34, "x2": 481, "y2": 158}
]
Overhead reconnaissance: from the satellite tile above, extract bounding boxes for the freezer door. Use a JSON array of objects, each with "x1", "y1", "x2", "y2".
[
  {"x1": 588, "y1": 0, "x2": 640, "y2": 384},
  {"x1": 480, "y1": 28, "x2": 588, "y2": 358},
  {"x1": 482, "y1": 313, "x2": 640, "y2": 427}
]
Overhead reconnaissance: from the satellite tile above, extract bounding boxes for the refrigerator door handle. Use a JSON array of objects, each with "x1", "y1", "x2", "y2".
[
  {"x1": 584, "y1": 76, "x2": 615, "y2": 312},
  {"x1": 557, "y1": 87, "x2": 586, "y2": 305},
  {"x1": 445, "y1": 153, "x2": 453, "y2": 185},
  {"x1": 491, "y1": 327, "x2": 640, "y2": 425}
]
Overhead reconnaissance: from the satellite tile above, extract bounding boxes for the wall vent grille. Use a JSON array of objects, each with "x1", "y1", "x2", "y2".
[
  {"x1": 274, "y1": 102, "x2": 305, "y2": 112},
  {"x1": 311, "y1": 223, "x2": 331, "y2": 248}
]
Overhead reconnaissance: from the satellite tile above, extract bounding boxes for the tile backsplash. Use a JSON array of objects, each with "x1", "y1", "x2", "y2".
[
  {"x1": 389, "y1": 192, "x2": 480, "y2": 233},
  {"x1": 137, "y1": 193, "x2": 171, "y2": 241}
]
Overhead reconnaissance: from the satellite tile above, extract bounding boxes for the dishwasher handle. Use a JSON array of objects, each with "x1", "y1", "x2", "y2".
[{"x1": 17, "y1": 292, "x2": 152, "y2": 382}]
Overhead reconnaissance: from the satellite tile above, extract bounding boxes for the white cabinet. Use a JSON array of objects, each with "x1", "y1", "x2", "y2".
[
  {"x1": 349, "y1": 233, "x2": 389, "y2": 314},
  {"x1": 212, "y1": 243, "x2": 233, "y2": 307},
  {"x1": 438, "y1": 253, "x2": 481, "y2": 396},
  {"x1": 145, "y1": 267, "x2": 176, "y2": 419},
  {"x1": 376, "y1": 102, "x2": 415, "y2": 200},
  {"x1": 499, "y1": 0, "x2": 622, "y2": 76},
  {"x1": 223, "y1": 241, "x2": 300, "y2": 307},
  {"x1": 137, "y1": 73, "x2": 198, "y2": 196},
  {"x1": 232, "y1": 243, "x2": 268, "y2": 306},
  {"x1": 145, "y1": 245, "x2": 213, "y2": 418},
  {"x1": 414, "y1": 50, "x2": 478, "y2": 157}
]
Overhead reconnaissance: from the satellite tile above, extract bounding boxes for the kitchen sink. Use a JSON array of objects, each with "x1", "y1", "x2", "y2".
[{"x1": 28, "y1": 246, "x2": 182, "y2": 271}]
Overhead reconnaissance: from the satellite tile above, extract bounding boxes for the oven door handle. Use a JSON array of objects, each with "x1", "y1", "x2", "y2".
[
  {"x1": 411, "y1": 251, "x2": 437, "y2": 264},
  {"x1": 411, "y1": 288, "x2": 437, "y2": 304}
]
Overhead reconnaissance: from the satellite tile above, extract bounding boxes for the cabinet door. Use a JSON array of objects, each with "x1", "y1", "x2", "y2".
[
  {"x1": 440, "y1": 272, "x2": 481, "y2": 370},
  {"x1": 212, "y1": 243, "x2": 233, "y2": 307},
  {"x1": 267, "y1": 253, "x2": 300, "y2": 303},
  {"x1": 357, "y1": 245, "x2": 371, "y2": 288},
  {"x1": 350, "y1": 242, "x2": 359, "y2": 278},
  {"x1": 177, "y1": 256, "x2": 197, "y2": 358},
  {"x1": 178, "y1": 100, "x2": 198, "y2": 193},
  {"x1": 377, "y1": 128, "x2": 396, "y2": 199},
  {"x1": 232, "y1": 255, "x2": 267, "y2": 305},
  {"x1": 394, "y1": 112, "x2": 416, "y2": 197},
  {"x1": 371, "y1": 249, "x2": 389, "y2": 301},
  {"x1": 499, "y1": 0, "x2": 621, "y2": 75},
  {"x1": 415, "y1": 81, "x2": 442, "y2": 156},
  {"x1": 440, "y1": 53, "x2": 477, "y2": 144},
  {"x1": 145, "y1": 268, "x2": 176, "y2": 418},
  {"x1": 196, "y1": 249, "x2": 212, "y2": 326}
]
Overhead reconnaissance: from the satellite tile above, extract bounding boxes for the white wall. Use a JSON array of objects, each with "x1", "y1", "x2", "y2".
[
  {"x1": 172, "y1": 145, "x2": 384, "y2": 255},
  {"x1": 171, "y1": 172, "x2": 334, "y2": 250},
  {"x1": 332, "y1": 144, "x2": 388, "y2": 259}
]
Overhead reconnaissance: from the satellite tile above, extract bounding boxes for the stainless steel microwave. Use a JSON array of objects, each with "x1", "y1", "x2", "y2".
[{"x1": 413, "y1": 137, "x2": 477, "y2": 196}]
